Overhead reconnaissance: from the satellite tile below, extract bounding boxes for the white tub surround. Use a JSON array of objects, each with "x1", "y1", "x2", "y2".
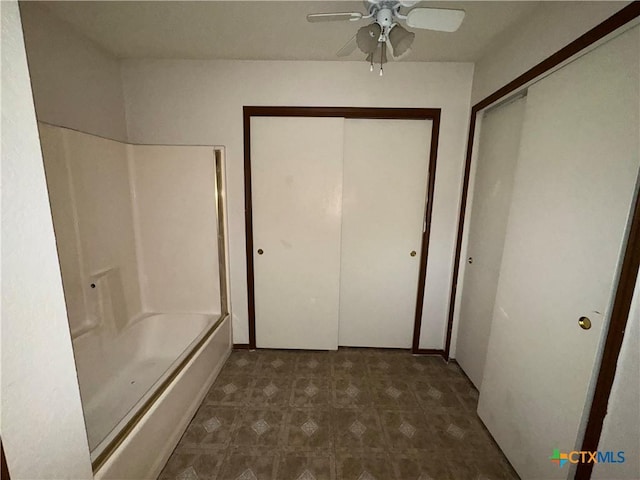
[
  {"x1": 75, "y1": 313, "x2": 219, "y2": 454},
  {"x1": 94, "y1": 316, "x2": 232, "y2": 480},
  {"x1": 38, "y1": 123, "x2": 231, "y2": 474}
]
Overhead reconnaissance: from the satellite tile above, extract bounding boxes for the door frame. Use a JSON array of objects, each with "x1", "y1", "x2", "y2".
[
  {"x1": 444, "y1": 4, "x2": 640, "y2": 479},
  {"x1": 242, "y1": 106, "x2": 442, "y2": 354}
]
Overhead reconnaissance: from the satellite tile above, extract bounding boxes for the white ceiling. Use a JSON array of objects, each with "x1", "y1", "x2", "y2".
[{"x1": 39, "y1": 1, "x2": 541, "y2": 62}]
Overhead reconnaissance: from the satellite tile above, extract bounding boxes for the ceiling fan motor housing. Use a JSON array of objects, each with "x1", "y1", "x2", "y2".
[{"x1": 376, "y1": 7, "x2": 394, "y2": 28}]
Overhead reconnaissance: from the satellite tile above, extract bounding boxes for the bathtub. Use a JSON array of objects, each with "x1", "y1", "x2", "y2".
[{"x1": 73, "y1": 312, "x2": 231, "y2": 477}]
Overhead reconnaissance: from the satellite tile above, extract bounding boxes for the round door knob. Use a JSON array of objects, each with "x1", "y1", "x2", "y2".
[
  {"x1": 410, "y1": 251, "x2": 417, "y2": 257},
  {"x1": 257, "y1": 249, "x2": 264, "y2": 255},
  {"x1": 578, "y1": 316, "x2": 592, "y2": 330}
]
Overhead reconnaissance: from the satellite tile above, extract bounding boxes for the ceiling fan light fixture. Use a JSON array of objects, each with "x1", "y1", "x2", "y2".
[
  {"x1": 365, "y1": 43, "x2": 387, "y2": 65},
  {"x1": 388, "y1": 24, "x2": 415, "y2": 57},
  {"x1": 356, "y1": 23, "x2": 382, "y2": 54}
]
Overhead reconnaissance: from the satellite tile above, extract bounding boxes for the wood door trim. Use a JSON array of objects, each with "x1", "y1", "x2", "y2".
[
  {"x1": 577, "y1": 185, "x2": 640, "y2": 479},
  {"x1": 443, "y1": 4, "x2": 640, "y2": 478},
  {"x1": 1, "y1": 440, "x2": 9, "y2": 480},
  {"x1": 243, "y1": 106, "x2": 442, "y2": 354}
]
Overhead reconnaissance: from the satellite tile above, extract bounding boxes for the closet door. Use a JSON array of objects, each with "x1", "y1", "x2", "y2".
[
  {"x1": 338, "y1": 119, "x2": 431, "y2": 348},
  {"x1": 456, "y1": 97, "x2": 526, "y2": 388},
  {"x1": 478, "y1": 26, "x2": 640, "y2": 479},
  {"x1": 252, "y1": 117, "x2": 344, "y2": 350}
]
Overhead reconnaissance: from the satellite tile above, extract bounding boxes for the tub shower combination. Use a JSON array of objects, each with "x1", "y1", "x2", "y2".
[{"x1": 39, "y1": 124, "x2": 231, "y2": 478}]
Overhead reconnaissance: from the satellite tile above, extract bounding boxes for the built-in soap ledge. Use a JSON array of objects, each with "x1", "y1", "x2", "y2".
[{"x1": 87, "y1": 267, "x2": 129, "y2": 335}]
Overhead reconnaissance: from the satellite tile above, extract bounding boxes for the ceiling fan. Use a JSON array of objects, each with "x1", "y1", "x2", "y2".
[{"x1": 307, "y1": 1, "x2": 465, "y2": 74}]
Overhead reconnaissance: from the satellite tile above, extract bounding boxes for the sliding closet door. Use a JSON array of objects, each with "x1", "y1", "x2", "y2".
[
  {"x1": 478, "y1": 26, "x2": 640, "y2": 479},
  {"x1": 252, "y1": 117, "x2": 344, "y2": 350},
  {"x1": 338, "y1": 119, "x2": 431, "y2": 348},
  {"x1": 456, "y1": 98, "x2": 526, "y2": 388}
]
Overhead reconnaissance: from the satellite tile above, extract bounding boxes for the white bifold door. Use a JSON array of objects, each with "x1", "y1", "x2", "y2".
[{"x1": 251, "y1": 116, "x2": 431, "y2": 349}]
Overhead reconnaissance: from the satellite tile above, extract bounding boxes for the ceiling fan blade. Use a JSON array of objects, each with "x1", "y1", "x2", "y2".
[
  {"x1": 337, "y1": 35, "x2": 358, "y2": 57},
  {"x1": 307, "y1": 12, "x2": 363, "y2": 23},
  {"x1": 405, "y1": 8, "x2": 465, "y2": 32}
]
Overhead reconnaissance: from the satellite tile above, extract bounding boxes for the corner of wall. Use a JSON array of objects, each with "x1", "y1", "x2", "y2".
[
  {"x1": 2, "y1": 2, "x2": 93, "y2": 477},
  {"x1": 470, "y1": 1, "x2": 630, "y2": 104},
  {"x1": 20, "y1": 1, "x2": 129, "y2": 142}
]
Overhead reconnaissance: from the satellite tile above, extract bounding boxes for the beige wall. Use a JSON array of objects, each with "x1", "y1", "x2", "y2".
[
  {"x1": 471, "y1": 1, "x2": 630, "y2": 103},
  {"x1": 0, "y1": 2, "x2": 92, "y2": 477},
  {"x1": 121, "y1": 59, "x2": 475, "y2": 348},
  {"x1": 20, "y1": 2, "x2": 128, "y2": 142}
]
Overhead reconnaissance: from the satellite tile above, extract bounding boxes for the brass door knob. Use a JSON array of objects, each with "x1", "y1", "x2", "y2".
[
  {"x1": 578, "y1": 316, "x2": 592, "y2": 330},
  {"x1": 257, "y1": 249, "x2": 264, "y2": 255},
  {"x1": 410, "y1": 251, "x2": 417, "y2": 257}
]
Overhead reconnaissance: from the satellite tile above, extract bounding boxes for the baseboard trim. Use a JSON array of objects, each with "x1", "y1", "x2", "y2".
[{"x1": 413, "y1": 348, "x2": 447, "y2": 359}]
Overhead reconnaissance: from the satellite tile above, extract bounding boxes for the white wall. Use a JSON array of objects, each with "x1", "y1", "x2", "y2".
[
  {"x1": 593, "y1": 275, "x2": 640, "y2": 479},
  {"x1": 471, "y1": 1, "x2": 629, "y2": 103},
  {"x1": 0, "y1": 2, "x2": 93, "y2": 478},
  {"x1": 19, "y1": 2, "x2": 128, "y2": 142},
  {"x1": 121, "y1": 59, "x2": 474, "y2": 347}
]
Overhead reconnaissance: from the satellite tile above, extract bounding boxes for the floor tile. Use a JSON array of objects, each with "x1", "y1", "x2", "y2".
[
  {"x1": 412, "y1": 380, "x2": 466, "y2": 411},
  {"x1": 392, "y1": 453, "x2": 458, "y2": 480},
  {"x1": 291, "y1": 377, "x2": 332, "y2": 407},
  {"x1": 332, "y1": 407, "x2": 386, "y2": 452},
  {"x1": 368, "y1": 378, "x2": 420, "y2": 410},
  {"x1": 232, "y1": 409, "x2": 286, "y2": 448},
  {"x1": 331, "y1": 376, "x2": 372, "y2": 408},
  {"x1": 177, "y1": 405, "x2": 239, "y2": 449},
  {"x1": 161, "y1": 349, "x2": 519, "y2": 480},
  {"x1": 378, "y1": 410, "x2": 432, "y2": 452},
  {"x1": 204, "y1": 375, "x2": 254, "y2": 406},
  {"x1": 294, "y1": 353, "x2": 332, "y2": 377},
  {"x1": 283, "y1": 408, "x2": 333, "y2": 451},
  {"x1": 335, "y1": 453, "x2": 395, "y2": 480},
  {"x1": 223, "y1": 352, "x2": 261, "y2": 376},
  {"x1": 159, "y1": 449, "x2": 226, "y2": 480},
  {"x1": 276, "y1": 453, "x2": 336, "y2": 480},
  {"x1": 330, "y1": 353, "x2": 369, "y2": 378},
  {"x1": 251, "y1": 376, "x2": 294, "y2": 407},
  {"x1": 257, "y1": 351, "x2": 296, "y2": 376},
  {"x1": 217, "y1": 449, "x2": 277, "y2": 480}
]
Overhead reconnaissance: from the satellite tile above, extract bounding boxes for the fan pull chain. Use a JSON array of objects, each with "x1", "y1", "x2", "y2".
[{"x1": 379, "y1": 42, "x2": 385, "y2": 76}]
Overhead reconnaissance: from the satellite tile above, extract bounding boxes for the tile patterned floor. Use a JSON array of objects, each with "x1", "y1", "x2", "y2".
[{"x1": 160, "y1": 349, "x2": 519, "y2": 480}]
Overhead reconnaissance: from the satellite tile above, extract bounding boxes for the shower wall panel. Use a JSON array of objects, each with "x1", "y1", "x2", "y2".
[
  {"x1": 131, "y1": 146, "x2": 221, "y2": 314},
  {"x1": 40, "y1": 124, "x2": 221, "y2": 336},
  {"x1": 39, "y1": 124, "x2": 143, "y2": 336}
]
